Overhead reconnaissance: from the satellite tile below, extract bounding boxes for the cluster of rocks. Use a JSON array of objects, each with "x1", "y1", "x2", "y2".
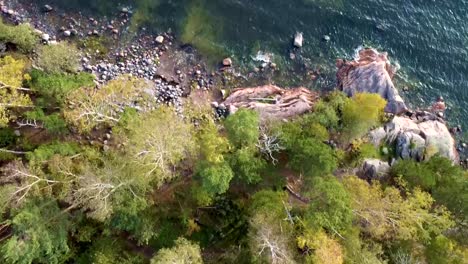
[{"x1": 154, "y1": 79, "x2": 184, "y2": 111}]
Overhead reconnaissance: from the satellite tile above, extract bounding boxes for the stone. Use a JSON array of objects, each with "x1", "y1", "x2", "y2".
[
  {"x1": 41, "y1": 33, "x2": 50, "y2": 41},
  {"x1": 396, "y1": 132, "x2": 426, "y2": 161},
  {"x1": 222, "y1": 57, "x2": 232, "y2": 67},
  {"x1": 155, "y1": 35, "x2": 164, "y2": 44},
  {"x1": 336, "y1": 48, "x2": 407, "y2": 114},
  {"x1": 211, "y1": 101, "x2": 219, "y2": 108},
  {"x1": 14, "y1": 130, "x2": 21, "y2": 137},
  {"x1": 381, "y1": 147, "x2": 389, "y2": 155},
  {"x1": 63, "y1": 30, "x2": 71, "y2": 37},
  {"x1": 323, "y1": 35, "x2": 331, "y2": 42},
  {"x1": 121, "y1": 7, "x2": 129, "y2": 13},
  {"x1": 43, "y1": 4, "x2": 53, "y2": 12},
  {"x1": 359, "y1": 159, "x2": 390, "y2": 181},
  {"x1": 293, "y1": 32, "x2": 303, "y2": 48}
]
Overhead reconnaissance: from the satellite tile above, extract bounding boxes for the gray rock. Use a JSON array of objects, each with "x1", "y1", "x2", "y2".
[
  {"x1": 63, "y1": 30, "x2": 71, "y2": 37},
  {"x1": 369, "y1": 127, "x2": 386, "y2": 147},
  {"x1": 43, "y1": 5, "x2": 53, "y2": 12},
  {"x1": 359, "y1": 159, "x2": 390, "y2": 181},
  {"x1": 396, "y1": 132, "x2": 426, "y2": 161},
  {"x1": 323, "y1": 35, "x2": 331, "y2": 42}
]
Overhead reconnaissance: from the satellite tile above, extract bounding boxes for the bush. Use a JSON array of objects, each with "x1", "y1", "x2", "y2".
[
  {"x1": 341, "y1": 93, "x2": 386, "y2": 142},
  {"x1": 0, "y1": 19, "x2": 38, "y2": 52},
  {"x1": 35, "y1": 42, "x2": 80, "y2": 74},
  {"x1": 24, "y1": 108, "x2": 69, "y2": 135},
  {"x1": 28, "y1": 69, "x2": 94, "y2": 105}
]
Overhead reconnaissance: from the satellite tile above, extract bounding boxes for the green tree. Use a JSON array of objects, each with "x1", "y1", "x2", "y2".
[
  {"x1": 0, "y1": 198, "x2": 71, "y2": 264},
  {"x1": 341, "y1": 93, "x2": 386, "y2": 142},
  {"x1": 305, "y1": 176, "x2": 353, "y2": 235},
  {"x1": 196, "y1": 160, "x2": 234, "y2": 196},
  {"x1": 35, "y1": 42, "x2": 80, "y2": 74},
  {"x1": 224, "y1": 108, "x2": 260, "y2": 148},
  {"x1": 196, "y1": 119, "x2": 230, "y2": 164},
  {"x1": 287, "y1": 137, "x2": 337, "y2": 179},
  {"x1": 228, "y1": 146, "x2": 266, "y2": 184},
  {"x1": 151, "y1": 237, "x2": 203, "y2": 264},
  {"x1": 0, "y1": 20, "x2": 37, "y2": 52}
]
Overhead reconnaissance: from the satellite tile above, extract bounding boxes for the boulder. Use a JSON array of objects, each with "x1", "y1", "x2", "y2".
[
  {"x1": 155, "y1": 36, "x2": 164, "y2": 44},
  {"x1": 293, "y1": 32, "x2": 303, "y2": 48},
  {"x1": 336, "y1": 48, "x2": 407, "y2": 114},
  {"x1": 369, "y1": 127, "x2": 386, "y2": 147},
  {"x1": 222, "y1": 57, "x2": 232, "y2": 67},
  {"x1": 43, "y1": 5, "x2": 53, "y2": 12},
  {"x1": 418, "y1": 120, "x2": 457, "y2": 162},
  {"x1": 359, "y1": 159, "x2": 390, "y2": 181}
]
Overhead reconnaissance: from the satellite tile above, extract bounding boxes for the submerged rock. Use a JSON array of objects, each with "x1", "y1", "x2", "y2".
[
  {"x1": 336, "y1": 48, "x2": 407, "y2": 114},
  {"x1": 293, "y1": 32, "x2": 303, "y2": 48}
]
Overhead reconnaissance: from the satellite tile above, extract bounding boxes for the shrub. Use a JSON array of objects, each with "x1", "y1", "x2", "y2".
[
  {"x1": 0, "y1": 19, "x2": 38, "y2": 52},
  {"x1": 28, "y1": 69, "x2": 94, "y2": 105},
  {"x1": 35, "y1": 42, "x2": 80, "y2": 74},
  {"x1": 341, "y1": 93, "x2": 386, "y2": 142}
]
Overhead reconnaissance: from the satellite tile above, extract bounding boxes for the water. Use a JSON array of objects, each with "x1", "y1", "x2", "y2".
[{"x1": 22, "y1": 0, "x2": 468, "y2": 130}]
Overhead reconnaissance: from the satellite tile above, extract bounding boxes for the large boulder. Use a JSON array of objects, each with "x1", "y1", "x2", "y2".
[
  {"x1": 359, "y1": 159, "x2": 391, "y2": 181},
  {"x1": 222, "y1": 85, "x2": 319, "y2": 120},
  {"x1": 336, "y1": 48, "x2": 407, "y2": 114}
]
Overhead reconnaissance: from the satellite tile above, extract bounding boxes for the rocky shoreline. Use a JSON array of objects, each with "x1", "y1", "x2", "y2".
[{"x1": 1, "y1": 1, "x2": 466, "y2": 165}]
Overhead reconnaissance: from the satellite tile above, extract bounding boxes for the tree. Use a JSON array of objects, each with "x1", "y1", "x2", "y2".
[
  {"x1": 0, "y1": 198, "x2": 71, "y2": 264},
  {"x1": 343, "y1": 176, "x2": 454, "y2": 242},
  {"x1": 0, "y1": 20, "x2": 38, "y2": 52},
  {"x1": 341, "y1": 93, "x2": 386, "y2": 142},
  {"x1": 228, "y1": 146, "x2": 266, "y2": 184},
  {"x1": 224, "y1": 108, "x2": 260, "y2": 148},
  {"x1": 392, "y1": 155, "x2": 468, "y2": 219},
  {"x1": 122, "y1": 107, "x2": 196, "y2": 186},
  {"x1": 64, "y1": 77, "x2": 152, "y2": 132},
  {"x1": 35, "y1": 42, "x2": 80, "y2": 74},
  {"x1": 151, "y1": 237, "x2": 203, "y2": 264},
  {"x1": 196, "y1": 160, "x2": 234, "y2": 196},
  {"x1": 286, "y1": 137, "x2": 337, "y2": 179},
  {"x1": 305, "y1": 176, "x2": 353, "y2": 235},
  {"x1": 196, "y1": 119, "x2": 230, "y2": 164},
  {"x1": 0, "y1": 56, "x2": 32, "y2": 127},
  {"x1": 296, "y1": 229, "x2": 344, "y2": 264},
  {"x1": 425, "y1": 235, "x2": 467, "y2": 264},
  {"x1": 248, "y1": 190, "x2": 295, "y2": 264}
]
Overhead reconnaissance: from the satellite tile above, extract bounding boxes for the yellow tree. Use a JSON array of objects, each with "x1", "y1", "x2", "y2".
[
  {"x1": 0, "y1": 56, "x2": 32, "y2": 127},
  {"x1": 64, "y1": 76, "x2": 152, "y2": 132},
  {"x1": 120, "y1": 107, "x2": 196, "y2": 186},
  {"x1": 342, "y1": 176, "x2": 454, "y2": 242},
  {"x1": 341, "y1": 93, "x2": 386, "y2": 142}
]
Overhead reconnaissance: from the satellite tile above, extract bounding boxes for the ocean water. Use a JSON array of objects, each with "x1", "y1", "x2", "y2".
[{"x1": 23, "y1": 0, "x2": 468, "y2": 130}]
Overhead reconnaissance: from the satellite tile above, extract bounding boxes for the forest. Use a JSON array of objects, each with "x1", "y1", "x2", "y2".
[{"x1": 0, "y1": 18, "x2": 467, "y2": 264}]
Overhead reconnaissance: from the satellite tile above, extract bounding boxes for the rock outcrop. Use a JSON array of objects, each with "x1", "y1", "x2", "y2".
[
  {"x1": 336, "y1": 48, "x2": 407, "y2": 114},
  {"x1": 370, "y1": 115, "x2": 458, "y2": 163},
  {"x1": 222, "y1": 85, "x2": 319, "y2": 120}
]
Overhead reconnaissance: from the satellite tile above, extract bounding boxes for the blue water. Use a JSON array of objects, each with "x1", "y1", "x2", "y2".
[{"x1": 24, "y1": 0, "x2": 468, "y2": 130}]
